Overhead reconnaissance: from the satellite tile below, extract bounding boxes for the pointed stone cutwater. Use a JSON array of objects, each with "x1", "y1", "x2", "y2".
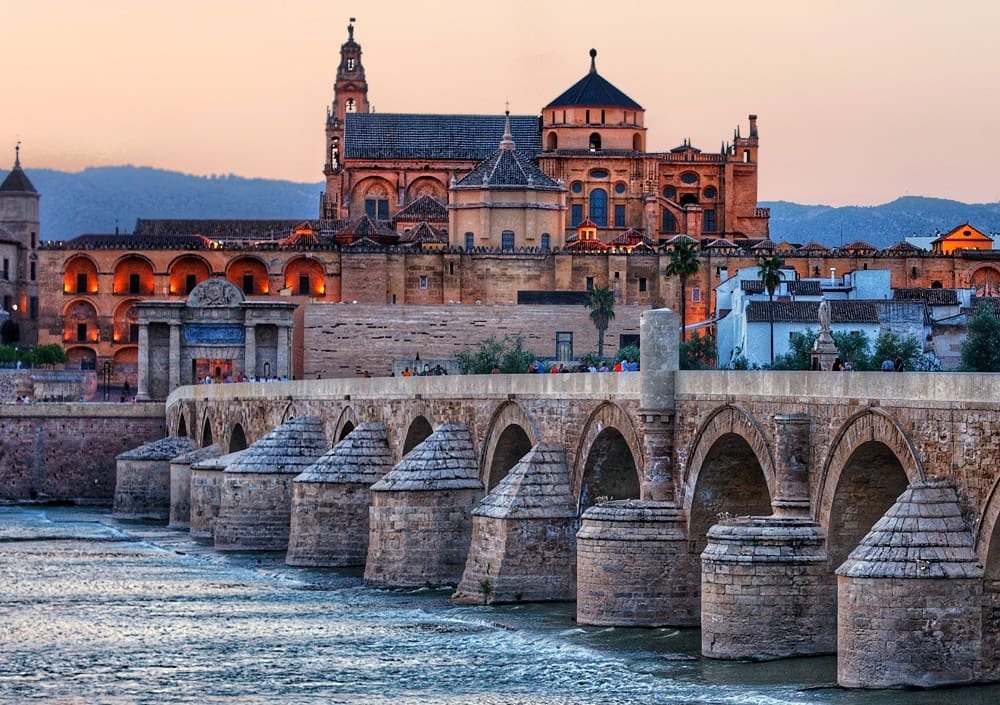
[
  {"x1": 454, "y1": 442, "x2": 577, "y2": 604},
  {"x1": 189, "y1": 449, "x2": 247, "y2": 539},
  {"x1": 168, "y1": 444, "x2": 221, "y2": 530},
  {"x1": 365, "y1": 423, "x2": 483, "y2": 588},
  {"x1": 113, "y1": 436, "x2": 196, "y2": 521},
  {"x1": 286, "y1": 423, "x2": 392, "y2": 567},
  {"x1": 836, "y1": 478, "x2": 985, "y2": 689},
  {"x1": 214, "y1": 417, "x2": 328, "y2": 551}
]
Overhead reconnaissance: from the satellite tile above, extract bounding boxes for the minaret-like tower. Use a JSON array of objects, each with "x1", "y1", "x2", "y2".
[
  {"x1": 0, "y1": 143, "x2": 41, "y2": 343},
  {"x1": 321, "y1": 18, "x2": 369, "y2": 219}
]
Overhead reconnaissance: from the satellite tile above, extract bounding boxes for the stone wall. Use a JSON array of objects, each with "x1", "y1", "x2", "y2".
[
  {"x1": 0, "y1": 402, "x2": 166, "y2": 502},
  {"x1": 303, "y1": 302, "x2": 643, "y2": 378}
]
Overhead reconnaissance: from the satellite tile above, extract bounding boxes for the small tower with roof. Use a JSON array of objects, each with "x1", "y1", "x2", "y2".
[
  {"x1": 0, "y1": 143, "x2": 40, "y2": 343},
  {"x1": 449, "y1": 111, "x2": 567, "y2": 250}
]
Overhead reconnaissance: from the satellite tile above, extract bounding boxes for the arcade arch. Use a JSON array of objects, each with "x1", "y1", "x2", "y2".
[
  {"x1": 226, "y1": 257, "x2": 270, "y2": 296},
  {"x1": 63, "y1": 300, "x2": 99, "y2": 345},
  {"x1": 283, "y1": 257, "x2": 326, "y2": 297},
  {"x1": 112, "y1": 255, "x2": 155, "y2": 296},
  {"x1": 112, "y1": 299, "x2": 141, "y2": 345},
  {"x1": 168, "y1": 255, "x2": 212, "y2": 295},
  {"x1": 63, "y1": 255, "x2": 99, "y2": 295}
]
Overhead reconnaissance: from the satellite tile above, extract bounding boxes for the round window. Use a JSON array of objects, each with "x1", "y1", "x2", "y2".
[
  {"x1": 662, "y1": 186, "x2": 676, "y2": 200},
  {"x1": 589, "y1": 169, "x2": 609, "y2": 179},
  {"x1": 680, "y1": 172, "x2": 698, "y2": 184},
  {"x1": 703, "y1": 186, "x2": 717, "y2": 199},
  {"x1": 571, "y1": 181, "x2": 583, "y2": 194},
  {"x1": 615, "y1": 182, "x2": 626, "y2": 194}
]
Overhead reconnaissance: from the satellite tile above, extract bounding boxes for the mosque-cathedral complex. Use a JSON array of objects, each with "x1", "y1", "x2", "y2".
[{"x1": 2, "y1": 20, "x2": 999, "y2": 384}]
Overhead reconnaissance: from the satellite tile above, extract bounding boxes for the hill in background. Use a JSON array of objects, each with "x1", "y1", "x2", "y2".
[{"x1": 21, "y1": 165, "x2": 1000, "y2": 248}]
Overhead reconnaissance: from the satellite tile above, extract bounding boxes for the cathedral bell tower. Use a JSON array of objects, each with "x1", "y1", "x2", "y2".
[{"x1": 322, "y1": 18, "x2": 370, "y2": 219}]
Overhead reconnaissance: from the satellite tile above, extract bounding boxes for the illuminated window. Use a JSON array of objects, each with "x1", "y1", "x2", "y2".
[
  {"x1": 346, "y1": 58, "x2": 355, "y2": 71},
  {"x1": 346, "y1": 98, "x2": 356, "y2": 112}
]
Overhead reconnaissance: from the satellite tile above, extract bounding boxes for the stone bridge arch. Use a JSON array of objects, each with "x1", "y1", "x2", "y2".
[
  {"x1": 200, "y1": 410, "x2": 216, "y2": 448},
  {"x1": 978, "y1": 474, "x2": 1000, "y2": 578},
  {"x1": 331, "y1": 405, "x2": 359, "y2": 444},
  {"x1": 815, "y1": 407, "x2": 924, "y2": 534},
  {"x1": 279, "y1": 401, "x2": 299, "y2": 425},
  {"x1": 682, "y1": 403, "x2": 775, "y2": 555},
  {"x1": 572, "y1": 402, "x2": 643, "y2": 514},
  {"x1": 174, "y1": 407, "x2": 190, "y2": 439},
  {"x1": 396, "y1": 405, "x2": 434, "y2": 463},
  {"x1": 479, "y1": 400, "x2": 540, "y2": 490},
  {"x1": 227, "y1": 422, "x2": 249, "y2": 453}
]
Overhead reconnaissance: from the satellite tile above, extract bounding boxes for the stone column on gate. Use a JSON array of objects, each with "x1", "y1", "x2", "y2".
[
  {"x1": 135, "y1": 323, "x2": 151, "y2": 401},
  {"x1": 168, "y1": 322, "x2": 181, "y2": 392},
  {"x1": 243, "y1": 323, "x2": 256, "y2": 379},
  {"x1": 276, "y1": 324, "x2": 290, "y2": 379},
  {"x1": 700, "y1": 411, "x2": 834, "y2": 660}
]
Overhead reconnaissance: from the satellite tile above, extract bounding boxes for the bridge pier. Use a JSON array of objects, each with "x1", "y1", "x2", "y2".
[
  {"x1": 837, "y1": 479, "x2": 985, "y2": 688},
  {"x1": 112, "y1": 437, "x2": 195, "y2": 521},
  {"x1": 189, "y1": 449, "x2": 246, "y2": 539},
  {"x1": 365, "y1": 423, "x2": 483, "y2": 588},
  {"x1": 286, "y1": 423, "x2": 392, "y2": 567},
  {"x1": 214, "y1": 417, "x2": 327, "y2": 551},
  {"x1": 168, "y1": 444, "x2": 221, "y2": 530},
  {"x1": 454, "y1": 442, "x2": 577, "y2": 604}
]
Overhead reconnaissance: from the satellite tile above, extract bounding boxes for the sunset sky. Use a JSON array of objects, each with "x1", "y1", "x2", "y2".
[{"x1": 3, "y1": 0, "x2": 998, "y2": 206}]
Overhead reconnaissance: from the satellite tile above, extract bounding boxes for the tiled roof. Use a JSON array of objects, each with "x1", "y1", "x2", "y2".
[
  {"x1": 455, "y1": 146, "x2": 561, "y2": 189},
  {"x1": 750, "y1": 238, "x2": 776, "y2": 251},
  {"x1": 0, "y1": 164, "x2": 37, "y2": 194},
  {"x1": 63, "y1": 233, "x2": 213, "y2": 250},
  {"x1": 840, "y1": 239, "x2": 877, "y2": 252},
  {"x1": 883, "y1": 240, "x2": 923, "y2": 254},
  {"x1": 746, "y1": 300, "x2": 879, "y2": 323},
  {"x1": 343, "y1": 113, "x2": 541, "y2": 160},
  {"x1": 610, "y1": 229, "x2": 647, "y2": 246},
  {"x1": 798, "y1": 240, "x2": 830, "y2": 252},
  {"x1": 545, "y1": 52, "x2": 643, "y2": 110},
  {"x1": 133, "y1": 218, "x2": 311, "y2": 240},
  {"x1": 664, "y1": 233, "x2": 697, "y2": 245},
  {"x1": 398, "y1": 221, "x2": 447, "y2": 245},
  {"x1": 345, "y1": 214, "x2": 395, "y2": 237},
  {"x1": 705, "y1": 238, "x2": 739, "y2": 250},
  {"x1": 564, "y1": 235, "x2": 610, "y2": 251},
  {"x1": 393, "y1": 195, "x2": 448, "y2": 222},
  {"x1": 741, "y1": 279, "x2": 822, "y2": 296},
  {"x1": 893, "y1": 288, "x2": 959, "y2": 305}
]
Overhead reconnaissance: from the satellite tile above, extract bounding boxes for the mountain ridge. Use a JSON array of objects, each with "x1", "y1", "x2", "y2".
[{"x1": 14, "y1": 165, "x2": 1000, "y2": 247}]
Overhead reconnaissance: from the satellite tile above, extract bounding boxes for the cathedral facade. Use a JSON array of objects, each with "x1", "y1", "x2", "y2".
[{"x1": 320, "y1": 22, "x2": 769, "y2": 247}]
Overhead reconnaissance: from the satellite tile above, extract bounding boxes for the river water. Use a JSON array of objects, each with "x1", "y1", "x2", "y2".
[{"x1": 1, "y1": 506, "x2": 997, "y2": 705}]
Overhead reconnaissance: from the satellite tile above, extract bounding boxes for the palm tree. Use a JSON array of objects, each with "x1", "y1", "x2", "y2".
[
  {"x1": 664, "y1": 238, "x2": 701, "y2": 342},
  {"x1": 757, "y1": 254, "x2": 785, "y2": 363},
  {"x1": 584, "y1": 285, "x2": 615, "y2": 359}
]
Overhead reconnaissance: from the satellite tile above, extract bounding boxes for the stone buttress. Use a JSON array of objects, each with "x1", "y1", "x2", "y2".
[
  {"x1": 214, "y1": 417, "x2": 328, "y2": 551},
  {"x1": 189, "y1": 449, "x2": 247, "y2": 539},
  {"x1": 286, "y1": 423, "x2": 392, "y2": 567},
  {"x1": 700, "y1": 413, "x2": 835, "y2": 660},
  {"x1": 113, "y1": 436, "x2": 196, "y2": 521},
  {"x1": 168, "y1": 444, "x2": 221, "y2": 529},
  {"x1": 837, "y1": 478, "x2": 985, "y2": 689},
  {"x1": 365, "y1": 423, "x2": 483, "y2": 588},
  {"x1": 454, "y1": 442, "x2": 577, "y2": 604}
]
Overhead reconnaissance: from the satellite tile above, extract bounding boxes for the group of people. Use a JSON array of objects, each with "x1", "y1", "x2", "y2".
[
  {"x1": 825, "y1": 357, "x2": 906, "y2": 371},
  {"x1": 401, "y1": 364, "x2": 448, "y2": 377},
  {"x1": 527, "y1": 360, "x2": 639, "y2": 374}
]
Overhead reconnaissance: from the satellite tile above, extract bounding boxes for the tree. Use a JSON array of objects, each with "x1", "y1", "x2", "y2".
[
  {"x1": 680, "y1": 331, "x2": 716, "y2": 370},
  {"x1": 584, "y1": 285, "x2": 615, "y2": 359},
  {"x1": 664, "y1": 239, "x2": 701, "y2": 343},
  {"x1": 757, "y1": 254, "x2": 785, "y2": 364},
  {"x1": 832, "y1": 330, "x2": 872, "y2": 371},
  {"x1": 961, "y1": 304, "x2": 1000, "y2": 371},
  {"x1": 871, "y1": 331, "x2": 921, "y2": 371},
  {"x1": 769, "y1": 329, "x2": 818, "y2": 370},
  {"x1": 456, "y1": 336, "x2": 536, "y2": 374}
]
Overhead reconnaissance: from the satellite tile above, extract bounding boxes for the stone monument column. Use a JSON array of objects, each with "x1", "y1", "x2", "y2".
[
  {"x1": 577, "y1": 308, "x2": 698, "y2": 627},
  {"x1": 276, "y1": 325, "x2": 290, "y2": 379},
  {"x1": 168, "y1": 322, "x2": 181, "y2": 392},
  {"x1": 701, "y1": 411, "x2": 834, "y2": 660},
  {"x1": 135, "y1": 323, "x2": 150, "y2": 401},
  {"x1": 243, "y1": 323, "x2": 256, "y2": 379}
]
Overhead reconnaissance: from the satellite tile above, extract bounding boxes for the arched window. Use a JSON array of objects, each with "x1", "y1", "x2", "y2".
[
  {"x1": 346, "y1": 98, "x2": 356, "y2": 113},
  {"x1": 661, "y1": 209, "x2": 677, "y2": 234},
  {"x1": 589, "y1": 132, "x2": 602, "y2": 151},
  {"x1": 589, "y1": 188, "x2": 608, "y2": 227},
  {"x1": 546, "y1": 132, "x2": 558, "y2": 151}
]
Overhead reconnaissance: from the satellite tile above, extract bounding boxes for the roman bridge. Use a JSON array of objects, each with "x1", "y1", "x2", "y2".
[{"x1": 158, "y1": 309, "x2": 1000, "y2": 688}]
